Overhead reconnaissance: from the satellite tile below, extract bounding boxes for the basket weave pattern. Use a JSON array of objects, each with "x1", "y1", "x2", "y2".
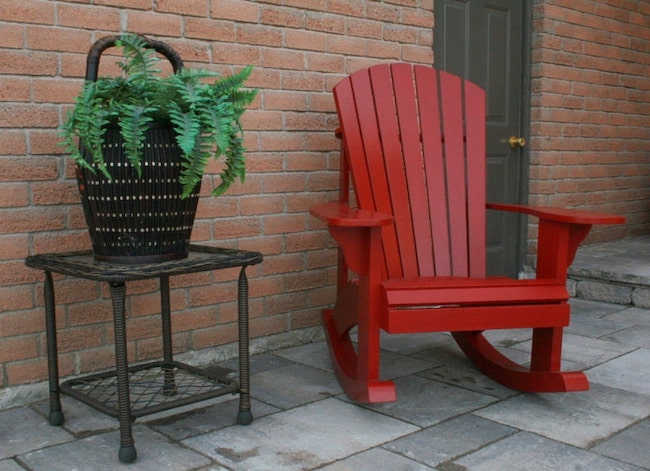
[{"x1": 77, "y1": 125, "x2": 200, "y2": 263}]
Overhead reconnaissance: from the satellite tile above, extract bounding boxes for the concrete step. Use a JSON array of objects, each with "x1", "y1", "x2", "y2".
[{"x1": 568, "y1": 236, "x2": 650, "y2": 307}]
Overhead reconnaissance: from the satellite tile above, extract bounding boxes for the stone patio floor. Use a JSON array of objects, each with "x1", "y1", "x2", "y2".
[{"x1": 0, "y1": 237, "x2": 648, "y2": 470}]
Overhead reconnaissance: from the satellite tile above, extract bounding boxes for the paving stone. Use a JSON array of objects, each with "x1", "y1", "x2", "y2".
[
  {"x1": 362, "y1": 375, "x2": 498, "y2": 428},
  {"x1": 566, "y1": 299, "x2": 633, "y2": 338},
  {"x1": 419, "y1": 365, "x2": 519, "y2": 399},
  {"x1": 474, "y1": 383, "x2": 650, "y2": 448},
  {"x1": 587, "y1": 348, "x2": 650, "y2": 395},
  {"x1": 146, "y1": 398, "x2": 279, "y2": 441},
  {"x1": 19, "y1": 424, "x2": 211, "y2": 471},
  {"x1": 377, "y1": 332, "x2": 454, "y2": 355},
  {"x1": 272, "y1": 341, "x2": 333, "y2": 371},
  {"x1": 220, "y1": 351, "x2": 295, "y2": 375},
  {"x1": 592, "y1": 418, "x2": 650, "y2": 469},
  {"x1": 603, "y1": 325, "x2": 650, "y2": 348},
  {"x1": 379, "y1": 350, "x2": 438, "y2": 381},
  {"x1": 414, "y1": 339, "x2": 531, "y2": 372},
  {"x1": 249, "y1": 363, "x2": 343, "y2": 409},
  {"x1": 384, "y1": 414, "x2": 515, "y2": 467},
  {"x1": 0, "y1": 407, "x2": 74, "y2": 460},
  {"x1": 569, "y1": 298, "x2": 629, "y2": 317},
  {"x1": 182, "y1": 397, "x2": 418, "y2": 471},
  {"x1": 32, "y1": 396, "x2": 118, "y2": 436},
  {"x1": 448, "y1": 431, "x2": 643, "y2": 471},
  {"x1": 605, "y1": 307, "x2": 650, "y2": 327},
  {"x1": 513, "y1": 333, "x2": 635, "y2": 369},
  {"x1": 319, "y1": 447, "x2": 434, "y2": 470},
  {"x1": 0, "y1": 459, "x2": 26, "y2": 470}
]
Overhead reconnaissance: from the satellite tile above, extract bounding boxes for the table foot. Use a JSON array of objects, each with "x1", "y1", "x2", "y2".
[
  {"x1": 48, "y1": 410, "x2": 64, "y2": 426},
  {"x1": 237, "y1": 409, "x2": 253, "y2": 426},
  {"x1": 118, "y1": 445, "x2": 137, "y2": 463}
]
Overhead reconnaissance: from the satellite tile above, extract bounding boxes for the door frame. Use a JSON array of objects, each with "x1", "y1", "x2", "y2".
[{"x1": 516, "y1": 2, "x2": 533, "y2": 275}]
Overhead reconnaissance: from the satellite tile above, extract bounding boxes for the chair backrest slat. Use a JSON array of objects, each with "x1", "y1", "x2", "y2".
[{"x1": 334, "y1": 63, "x2": 487, "y2": 279}]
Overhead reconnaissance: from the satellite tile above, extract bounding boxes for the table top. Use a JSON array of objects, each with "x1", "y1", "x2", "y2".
[{"x1": 25, "y1": 245, "x2": 263, "y2": 282}]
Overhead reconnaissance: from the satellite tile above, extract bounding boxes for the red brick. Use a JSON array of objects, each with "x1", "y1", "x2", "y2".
[
  {"x1": 327, "y1": 0, "x2": 364, "y2": 17},
  {"x1": 126, "y1": 10, "x2": 183, "y2": 36},
  {"x1": 210, "y1": 0, "x2": 261, "y2": 23},
  {"x1": 264, "y1": 213, "x2": 306, "y2": 235},
  {"x1": 0, "y1": 336, "x2": 38, "y2": 362},
  {"x1": 26, "y1": 26, "x2": 92, "y2": 53},
  {"x1": 248, "y1": 314, "x2": 288, "y2": 338},
  {"x1": 237, "y1": 24, "x2": 283, "y2": 47},
  {"x1": 0, "y1": 284, "x2": 34, "y2": 311},
  {"x1": 285, "y1": 29, "x2": 328, "y2": 51},
  {"x1": 305, "y1": 12, "x2": 345, "y2": 33},
  {"x1": 156, "y1": 0, "x2": 209, "y2": 17},
  {"x1": 238, "y1": 234, "x2": 284, "y2": 255},
  {"x1": 0, "y1": 104, "x2": 59, "y2": 128},
  {"x1": 261, "y1": 6, "x2": 306, "y2": 28},
  {"x1": 262, "y1": 48, "x2": 305, "y2": 70},
  {"x1": 0, "y1": 132, "x2": 27, "y2": 156},
  {"x1": 191, "y1": 323, "x2": 239, "y2": 349},
  {"x1": 212, "y1": 43, "x2": 262, "y2": 66},
  {"x1": 76, "y1": 346, "x2": 116, "y2": 373},
  {"x1": 0, "y1": 23, "x2": 25, "y2": 48},
  {"x1": 31, "y1": 180, "x2": 79, "y2": 205},
  {"x1": 0, "y1": 157, "x2": 59, "y2": 182},
  {"x1": 0, "y1": 0, "x2": 55, "y2": 24},
  {"x1": 94, "y1": 0, "x2": 151, "y2": 9},
  {"x1": 5, "y1": 359, "x2": 48, "y2": 385},
  {"x1": 213, "y1": 217, "x2": 262, "y2": 239},
  {"x1": 0, "y1": 184, "x2": 29, "y2": 208},
  {"x1": 240, "y1": 194, "x2": 285, "y2": 216},
  {"x1": 0, "y1": 207, "x2": 66, "y2": 234},
  {"x1": 0, "y1": 50, "x2": 58, "y2": 76},
  {"x1": 185, "y1": 18, "x2": 236, "y2": 42},
  {"x1": 57, "y1": 4, "x2": 122, "y2": 30}
]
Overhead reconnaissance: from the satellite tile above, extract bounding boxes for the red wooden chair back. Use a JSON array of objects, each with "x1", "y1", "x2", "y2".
[{"x1": 334, "y1": 63, "x2": 488, "y2": 280}]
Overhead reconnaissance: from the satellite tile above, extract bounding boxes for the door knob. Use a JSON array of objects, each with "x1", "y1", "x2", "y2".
[{"x1": 509, "y1": 136, "x2": 526, "y2": 148}]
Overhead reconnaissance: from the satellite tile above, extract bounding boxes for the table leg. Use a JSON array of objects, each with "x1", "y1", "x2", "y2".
[
  {"x1": 237, "y1": 267, "x2": 253, "y2": 425},
  {"x1": 160, "y1": 275, "x2": 177, "y2": 394},
  {"x1": 44, "y1": 271, "x2": 64, "y2": 426},
  {"x1": 109, "y1": 281, "x2": 137, "y2": 464}
]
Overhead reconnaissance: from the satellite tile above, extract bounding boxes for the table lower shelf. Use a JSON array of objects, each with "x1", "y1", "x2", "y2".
[{"x1": 60, "y1": 361, "x2": 239, "y2": 419}]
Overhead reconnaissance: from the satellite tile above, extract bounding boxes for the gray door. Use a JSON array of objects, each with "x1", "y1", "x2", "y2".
[{"x1": 434, "y1": 0, "x2": 529, "y2": 277}]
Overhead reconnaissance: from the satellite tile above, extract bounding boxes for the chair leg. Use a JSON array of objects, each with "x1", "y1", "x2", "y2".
[
  {"x1": 323, "y1": 308, "x2": 396, "y2": 403},
  {"x1": 452, "y1": 331, "x2": 589, "y2": 393}
]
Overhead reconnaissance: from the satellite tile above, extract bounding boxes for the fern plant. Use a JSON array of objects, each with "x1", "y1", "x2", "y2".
[{"x1": 61, "y1": 33, "x2": 257, "y2": 197}]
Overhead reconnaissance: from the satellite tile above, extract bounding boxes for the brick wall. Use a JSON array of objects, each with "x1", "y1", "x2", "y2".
[
  {"x1": 528, "y1": 0, "x2": 650, "y2": 251},
  {"x1": 0, "y1": 0, "x2": 434, "y2": 392},
  {"x1": 1, "y1": 0, "x2": 648, "y2": 395}
]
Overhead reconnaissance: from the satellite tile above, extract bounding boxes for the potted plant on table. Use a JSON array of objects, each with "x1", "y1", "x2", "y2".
[{"x1": 60, "y1": 33, "x2": 257, "y2": 263}]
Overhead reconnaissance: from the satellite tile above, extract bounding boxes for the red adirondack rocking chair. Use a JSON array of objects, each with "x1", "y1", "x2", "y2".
[{"x1": 310, "y1": 63, "x2": 625, "y2": 403}]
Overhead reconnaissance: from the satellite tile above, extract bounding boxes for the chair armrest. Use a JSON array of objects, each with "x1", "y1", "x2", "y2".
[
  {"x1": 488, "y1": 203, "x2": 625, "y2": 280},
  {"x1": 487, "y1": 203, "x2": 625, "y2": 225},
  {"x1": 310, "y1": 201, "x2": 393, "y2": 227}
]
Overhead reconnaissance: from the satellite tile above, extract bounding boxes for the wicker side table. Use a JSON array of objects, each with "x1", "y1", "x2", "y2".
[{"x1": 25, "y1": 245, "x2": 263, "y2": 463}]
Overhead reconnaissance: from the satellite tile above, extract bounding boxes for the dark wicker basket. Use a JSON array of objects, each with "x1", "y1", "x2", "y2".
[{"x1": 75, "y1": 36, "x2": 200, "y2": 264}]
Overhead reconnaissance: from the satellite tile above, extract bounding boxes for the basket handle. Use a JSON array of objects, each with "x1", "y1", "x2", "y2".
[{"x1": 85, "y1": 34, "x2": 184, "y2": 81}]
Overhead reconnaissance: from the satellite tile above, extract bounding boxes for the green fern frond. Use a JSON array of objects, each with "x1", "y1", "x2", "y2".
[
  {"x1": 117, "y1": 104, "x2": 156, "y2": 175},
  {"x1": 115, "y1": 33, "x2": 160, "y2": 83},
  {"x1": 168, "y1": 103, "x2": 201, "y2": 156},
  {"x1": 213, "y1": 134, "x2": 246, "y2": 197},
  {"x1": 209, "y1": 66, "x2": 254, "y2": 97},
  {"x1": 61, "y1": 34, "x2": 257, "y2": 197},
  {"x1": 179, "y1": 135, "x2": 212, "y2": 198}
]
